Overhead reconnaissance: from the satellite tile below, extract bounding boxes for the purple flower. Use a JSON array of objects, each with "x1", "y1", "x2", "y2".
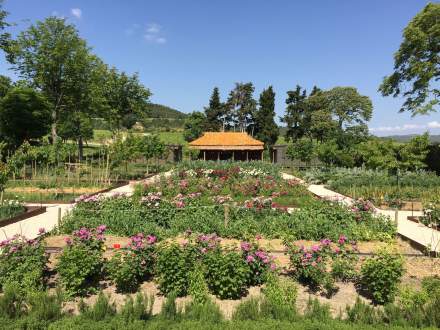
[
  {"x1": 147, "y1": 235, "x2": 157, "y2": 244},
  {"x1": 320, "y1": 239, "x2": 331, "y2": 246},
  {"x1": 338, "y1": 235, "x2": 347, "y2": 245},
  {"x1": 96, "y1": 225, "x2": 107, "y2": 235}
]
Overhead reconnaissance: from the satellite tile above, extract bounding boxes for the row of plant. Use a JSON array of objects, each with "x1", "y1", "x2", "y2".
[
  {"x1": 60, "y1": 194, "x2": 395, "y2": 241},
  {"x1": 0, "y1": 239, "x2": 439, "y2": 329},
  {"x1": 0, "y1": 199, "x2": 25, "y2": 220},
  {"x1": 302, "y1": 167, "x2": 440, "y2": 205},
  {"x1": 1, "y1": 225, "x2": 400, "y2": 304}
]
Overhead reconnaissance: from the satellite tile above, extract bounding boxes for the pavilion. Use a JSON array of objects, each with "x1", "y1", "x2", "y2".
[{"x1": 189, "y1": 132, "x2": 264, "y2": 161}]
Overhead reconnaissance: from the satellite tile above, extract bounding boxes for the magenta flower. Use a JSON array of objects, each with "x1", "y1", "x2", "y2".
[
  {"x1": 146, "y1": 235, "x2": 157, "y2": 244},
  {"x1": 246, "y1": 255, "x2": 255, "y2": 263},
  {"x1": 311, "y1": 245, "x2": 320, "y2": 252},
  {"x1": 38, "y1": 228, "x2": 46, "y2": 235},
  {"x1": 338, "y1": 235, "x2": 347, "y2": 245},
  {"x1": 64, "y1": 237, "x2": 72, "y2": 245}
]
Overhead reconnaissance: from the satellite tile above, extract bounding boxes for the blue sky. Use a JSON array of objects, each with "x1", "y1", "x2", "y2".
[{"x1": 1, "y1": 0, "x2": 440, "y2": 136}]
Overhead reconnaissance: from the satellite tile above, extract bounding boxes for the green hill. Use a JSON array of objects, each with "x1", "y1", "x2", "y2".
[
  {"x1": 145, "y1": 103, "x2": 187, "y2": 119},
  {"x1": 140, "y1": 103, "x2": 187, "y2": 131}
]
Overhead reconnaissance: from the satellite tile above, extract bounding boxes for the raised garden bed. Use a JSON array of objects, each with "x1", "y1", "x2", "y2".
[
  {"x1": 407, "y1": 215, "x2": 440, "y2": 231},
  {"x1": 0, "y1": 205, "x2": 47, "y2": 228}
]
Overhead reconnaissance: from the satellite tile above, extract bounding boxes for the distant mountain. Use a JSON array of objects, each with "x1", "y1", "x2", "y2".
[
  {"x1": 145, "y1": 103, "x2": 187, "y2": 119},
  {"x1": 379, "y1": 134, "x2": 440, "y2": 143}
]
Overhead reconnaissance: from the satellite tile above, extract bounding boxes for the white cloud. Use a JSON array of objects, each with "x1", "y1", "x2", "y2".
[
  {"x1": 428, "y1": 121, "x2": 440, "y2": 128},
  {"x1": 369, "y1": 122, "x2": 440, "y2": 134},
  {"x1": 125, "y1": 23, "x2": 140, "y2": 36},
  {"x1": 71, "y1": 8, "x2": 82, "y2": 19},
  {"x1": 143, "y1": 22, "x2": 166, "y2": 44},
  {"x1": 146, "y1": 23, "x2": 161, "y2": 34}
]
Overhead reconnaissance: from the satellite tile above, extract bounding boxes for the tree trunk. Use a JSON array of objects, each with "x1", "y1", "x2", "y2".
[
  {"x1": 78, "y1": 136, "x2": 84, "y2": 162},
  {"x1": 51, "y1": 109, "x2": 58, "y2": 144}
]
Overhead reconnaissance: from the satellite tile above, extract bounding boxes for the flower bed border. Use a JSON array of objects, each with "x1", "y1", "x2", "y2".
[{"x1": 0, "y1": 205, "x2": 47, "y2": 228}]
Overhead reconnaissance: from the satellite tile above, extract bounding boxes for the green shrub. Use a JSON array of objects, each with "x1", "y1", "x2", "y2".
[
  {"x1": 261, "y1": 273, "x2": 298, "y2": 320},
  {"x1": 304, "y1": 297, "x2": 331, "y2": 322},
  {"x1": 232, "y1": 297, "x2": 261, "y2": 321},
  {"x1": 240, "y1": 241, "x2": 275, "y2": 286},
  {"x1": 27, "y1": 290, "x2": 63, "y2": 323},
  {"x1": 155, "y1": 243, "x2": 198, "y2": 296},
  {"x1": 346, "y1": 297, "x2": 382, "y2": 325},
  {"x1": 56, "y1": 226, "x2": 106, "y2": 297},
  {"x1": 188, "y1": 263, "x2": 209, "y2": 304},
  {"x1": 159, "y1": 291, "x2": 181, "y2": 321},
  {"x1": 120, "y1": 293, "x2": 154, "y2": 323},
  {"x1": 183, "y1": 299, "x2": 223, "y2": 323},
  {"x1": 0, "y1": 234, "x2": 48, "y2": 293},
  {"x1": 204, "y1": 248, "x2": 249, "y2": 299},
  {"x1": 0, "y1": 284, "x2": 25, "y2": 319},
  {"x1": 107, "y1": 233, "x2": 156, "y2": 293},
  {"x1": 81, "y1": 292, "x2": 116, "y2": 321},
  {"x1": 360, "y1": 248, "x2": 404, "y2": 304}
]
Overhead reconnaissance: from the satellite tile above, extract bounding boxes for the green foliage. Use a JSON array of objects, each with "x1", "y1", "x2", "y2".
[
  {"x1": 0, "y1": 199, "x2": 25, "y2": 220},
  {"x1": 107, "y1": 233, "x2": 156, "y2": 293},
  {"x1": 120, "y1": 293, "x2": 154, "y2": 323},
  {"x1": 204, "y1": 87, "x2": 225, "y2": 131},
  {"x1": 254, "y1": 86, "x2": 279, "y2": 147},
  {"x1": 261, "y1": 274, "x2": 298, "y2": 321},
  {"x1": 56, "y1": 227, "x2": 105, "y2": 297},
  {"x1": 287, "y1": 139, "x2": 315, "y2": 164},
  {"x1": 0, "y1": 234, "x2": 47, "y2": 292},
  {"x1": 226, "y1": 82, "x2": 257, "y2": 132},
  {"x1": 159, "y1": 291, "x2": 181, "y2": 321},
  {"x1": 155, "y1": 243, "x2": 198, "y2": 296},
  {"x1": 81, "y1": 292, "x2": 116, "y2": 321},
  {"x1": 360, "y1": 248, "x2": 404, "y2": 304},
  {"x1": 183, "y1": 111, "x2": 206, "y2": 142},
  {"x1": 188, "y1": 263, "x2": 209, "y2": 304},
  {"x1": 379, "y1": 3, "x2": 440, "y2": 114},
  {"x1": 0, "y1": 161, "x2": 7, "y2": 192},
  {"x1": 0, "y1": 284, "x2": 26, "y2": 319},
  {"x1": 203, "y1": 248, "x2": 250, "y2": 299},
  {"x1": 303, "y1": 297, "x2": 331, "y2": 322},
  {"x1": 183, "y1": 299, "x2": 223, "y2": 323},
  {"x1": 232, "y1": 297, "x2": 261, "y2": 321},
  {"x1": 0, "y1": 87, "x2": 51, "y2": 148}
]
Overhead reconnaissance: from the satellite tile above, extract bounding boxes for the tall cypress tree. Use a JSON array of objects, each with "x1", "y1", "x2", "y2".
[
  {"x1": 281, "y1": 85, "x2": 308, "y2": 142},
  {"x1": 204, "y1": 87, "x2": 224, "y2": 131},
  {"x1": 254, "y1": 86, "x2": 279, "y2": 148}
]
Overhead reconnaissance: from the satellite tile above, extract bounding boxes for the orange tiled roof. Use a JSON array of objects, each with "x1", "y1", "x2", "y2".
[{"x1": 189, "y1": 132, "x2": 264, "y2": 150}]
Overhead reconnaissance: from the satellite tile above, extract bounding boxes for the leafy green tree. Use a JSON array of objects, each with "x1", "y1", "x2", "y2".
[
  {"x1": 356, "y1": 138, "x2": 398, "y2": 170},
  {"x1": 254, "y1": 86, "x2": 279, "y2": 148},
  {"x1": 0, "y1": 75, "x2": 11, "y2": 98},
  {"x1": 286, "y1": 139, "x2": 315, "y2": 165},
  {"x1": 226, "y1": 82, "x2": 257, "y2": 133},
  {"x1": 204, "y1": 87, "x2": 224, "y2": 131},
  {"x1": 6, "y1": 17, "x2": 89, "y2": 143},
  {"x1": 379, "y1": 3, "x2": 440, "y2": 114},
  {"x1": 281, "y1": 85, "x2": 308, "y2": 142},
  {"x1": 102, "y1": 67, "x2": 151, "y2": 133},
  {"x1": 399, "y1": 133, "x2": 430, "y2": 171},
  {"x1": 0, "y1": 0, "x2": 11, "y2": 51},
  {"x1": 59, "y1": 52, "x2": 107, "y2": 160},
  {"x1": 139, "y1": 135, "x2": 166, "y2": 174},
  {"x1": 320, "y1": 87, "x2": 372, "y2": 130},
  {"x1": 0, "y1": 87, "x2": 51, "y2": 148},
  {"x1": 183, "y1": 112, "x2": 206, "y2": 142}
]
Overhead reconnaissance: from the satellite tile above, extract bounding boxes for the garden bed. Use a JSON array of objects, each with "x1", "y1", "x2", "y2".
[{"x1": 0, "y1": 205, "x2": 46, "y2": 227}]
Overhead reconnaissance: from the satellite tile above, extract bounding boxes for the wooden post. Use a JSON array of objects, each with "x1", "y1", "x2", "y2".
[
  {"x1": 217, "y1": 151, "x2": 220, "y2": 162},
  {"x1": 0, "y1": 191, "x2": 3, "y2": 206},
  {"x1": 224, "y1": 204, "x2": 229, "y2": 228},
  {"x1": 203, "y1": 150, "x2": 206, "y2": 161},
  {"x1": 58, "y1": 207, "x2": 62, "y2": 227},
  {"x1": 394, "y1": 210, "x2": 399, "y2": 226},
  {"x1": 233, "y1": 151, "x2": 235, "y2": 161},
  {"x1": 246, "y1": 151, "x2": 249, "y2": 161}
]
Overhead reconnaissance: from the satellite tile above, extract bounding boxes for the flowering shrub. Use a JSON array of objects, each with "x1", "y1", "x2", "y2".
[
  {"x1": 0, "y1": 232, "x2": 47, "y2": 292},
  {"x1": 285, "y1": 235, "x2": 358, "y2": 295},
  {"x1": 241, "y1": 240, "x2": 276, "y2": 286},
  {"x1": 420, "y1": 201, "x2": 440, "y2": 227},
  {"x1": 351, "y1": 199, "x2": 376, "y2": 221},
  {"x1": 203, "y1": 247, "x2": 250, "y2": 299},
  {"x1": 141, "y1": 192, "x2": 162, "y2": 207},
  {"x1": 56, "y1": 226, "x2": 106, "y2": 297},
  {"x1": 107, "y1": 233, "x2": 157, "y2": 293},
  {"x1": 244, "y1": 196, "x2": 273, "y2": 210},
  {"x1": 360, "y1": 247, "x2": 404, "y2": 304}
]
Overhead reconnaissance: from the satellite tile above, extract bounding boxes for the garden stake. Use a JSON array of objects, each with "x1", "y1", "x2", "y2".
[
  {"x1": 58, "y1": 207, "x2": 62, "y2": 227},
  {"x1": 224, "y1": 204, "x2": 229, "y2": 228}
]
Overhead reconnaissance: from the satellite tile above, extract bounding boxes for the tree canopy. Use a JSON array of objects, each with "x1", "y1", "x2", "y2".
[{"x1": 379, "y1": 3, "x2": 440, "y2": 115}]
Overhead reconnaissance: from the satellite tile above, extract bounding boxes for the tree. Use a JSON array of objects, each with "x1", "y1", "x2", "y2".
[
  {"x1": 102, "y1": 67, "x2": 151, "y2": 133},
  {"x1": 254, "y1": 86, "x2": 279, "y2": 148},
  {"x1": 139, "y1": 135, "x2": 166, "y2": 174},
  {"x1": 0, "y1": 75, "x2": 11, "y2": 98},
  {"x1": 183, "y1": 112, "x2": 206, "y2": 142},
  {"x1": 0, "y1": 0, "x2": 11, "y2": 51},
  {"x1": 286, "y1": 139, "x2": 315, "y2": 165},
  {"x1": 320, "y1": 87, "x2": 372, "y2": 130},
  {"x1": 356, "y1": 138, "x2": 398, "y2": 170},
  {"x1": 59, "y1": 52, "x2": 106, "y2": 160},
  {"x1": 379, "y1": 3, "x2": 440, "y2": 115},
  {"x1": 0, "y1": 87, "x2": 51, "y2": 148},
  {"x1": 399, "y1": 133, "x2": 429, "y2": 171},
  {"x1": 226, "y1": 82, "x2": 257, "y2": 133},
  {"x1": 281, "y1": 85, "x2": 308, "y2": 142},
  {"x1": 6, "y1": 17, "x2": 89, "y2": 143},
  {"x1": 204, "y1": 87, "x2": 224, "y2": 131}
]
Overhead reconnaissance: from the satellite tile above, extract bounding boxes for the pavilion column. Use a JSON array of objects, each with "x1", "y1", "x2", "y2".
[
  {"x1": 217, "y1": 151, "x2": 220, "y2": 162},
  {"x1": 246, "y1": 151, "x2": 249, "y2": 161},
  {"x1": 233, "y1": 151, "x2": 235, "y2": 161},
  {"x1": 203, "y1": 150, "x2": 206, "y2": 161}
]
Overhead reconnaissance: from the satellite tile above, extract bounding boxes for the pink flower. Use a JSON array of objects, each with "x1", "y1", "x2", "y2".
[
  {"x1": 246, "y1": 255, "x2": 255, "y2": 263},
  {"x1": 338, "y1": 235, "x2": 347, "y2": 245},
  {"x1": 334, "y1": 247, "x2": 341, "y2": 254},
  {"x1": 255, "y1": 234, "x2": 262, "y2": 241},
  {"x1": 147, "y1": 235, "x2": 157, "y2": 244},
  {"x1": 96, "y1": 225, "x2": 107, "y2": 235},
  {"x1": 64, "y1": 237, "x2": 72, "y2": 245},
  {"x1": 311, "y1": 245, "x2": 320, "y2": 252},
  {"x1": 175, "y1": 200, "x2": 185, "y2": 208},
  {"x1": 241, "y1": 241, "x2": 251, "y2": 252},
  {"x1": 270, "y1": 263, "x2": 277, "y2": 271},
  {"x1": 38, "y1": 228, "x2": 46, "y2": 235}
]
